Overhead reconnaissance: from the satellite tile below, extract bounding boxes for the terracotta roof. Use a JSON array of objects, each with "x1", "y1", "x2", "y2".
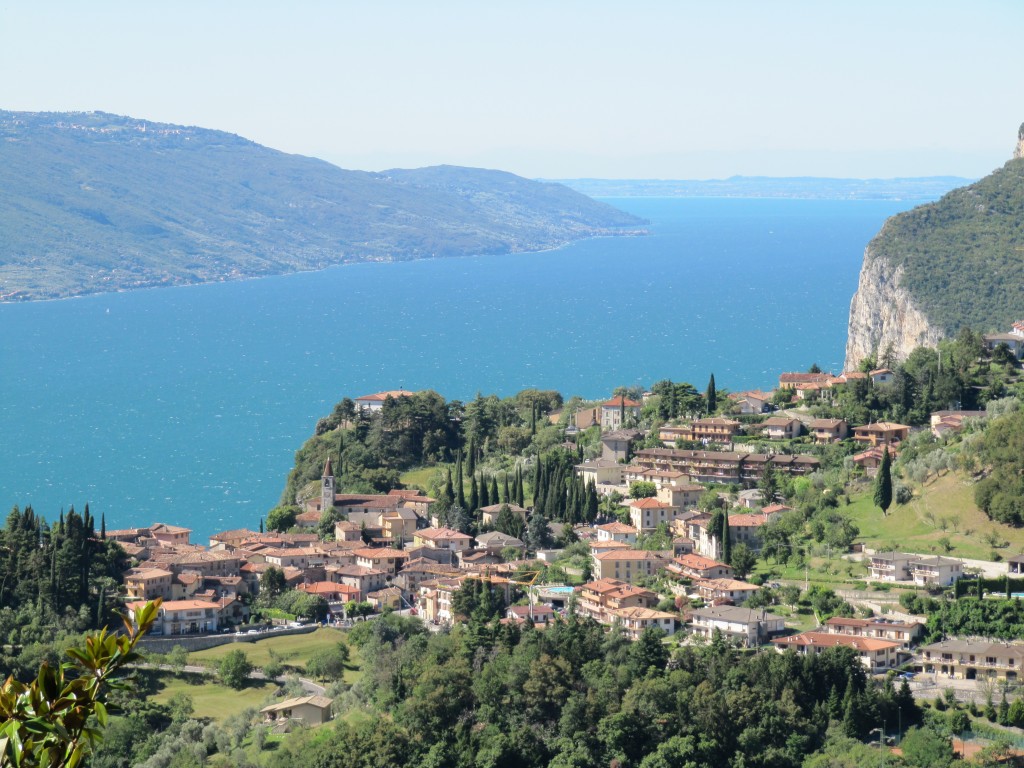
[
  {"x1": 596, "y1": 522, "x2": 638, "y2": 534},
  {"x1": 809, "y1": 418, "x2": 846, "y2": 429},
  {"x1": 128, "y1": 599, "x2": 221, "y2": 611},
  {"x1": 674, "y1": 553, "x2": 729, "y2": 571},
  {"x1": 355, "y1": 390, "x2": 416, "y2": 402},
  {"x1": 728, "y1": 512, "x2": 774, "y2": 527},
  {"x1": 602, "y1": 396, "x2": 642, "y2": 408},
  {"x1": 594, "y1": 549, "x2": 669, "y2": 561},
  {"x1": 415, "y1": 527, "x2": 473, "y2": 541},
  {"x1": 773, "y1": 631, "x2": 899, "y2": 652},
  {"x1": 629, "y1": 497, "x2": 672, "y2": 509}
]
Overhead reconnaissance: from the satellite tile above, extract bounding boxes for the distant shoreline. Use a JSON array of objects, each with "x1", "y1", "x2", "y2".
[{"x1": 548, "y1": 175, "x2": 973, "y2": 201}]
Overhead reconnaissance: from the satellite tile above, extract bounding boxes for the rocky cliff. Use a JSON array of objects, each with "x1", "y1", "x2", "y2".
[
  {"x1": 844, "y1": 125, "x2": 1024, "y2": 370},
  {"x1": 844, "y1": 243, "x2": 946, "y2": 369}
]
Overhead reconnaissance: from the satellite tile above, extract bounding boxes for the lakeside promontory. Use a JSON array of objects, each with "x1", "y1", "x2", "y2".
[
  {"x1": 0, "y1": 111, "x2": 644, "y2": 301},
  {"x1": 845, "y1": 124, "x2": 1024, "y2": 369}
]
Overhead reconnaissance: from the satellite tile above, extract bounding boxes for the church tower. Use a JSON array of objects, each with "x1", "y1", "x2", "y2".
[{"x1": 321, "y1": 456, "x2": 335, "y2": 513}]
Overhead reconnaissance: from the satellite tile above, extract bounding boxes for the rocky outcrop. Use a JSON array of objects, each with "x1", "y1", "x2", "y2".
[
  {"x1": 1015, "y1": 122, "x2": 1024, "y2": 160},
  {"x1": 844, "y1": 243, "x2": 945, "y2": 370}
]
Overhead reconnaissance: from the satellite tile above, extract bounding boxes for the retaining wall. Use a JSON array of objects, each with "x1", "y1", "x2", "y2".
[{"x1": 138, "y1": 624, "x2": 318, "y2": 654}]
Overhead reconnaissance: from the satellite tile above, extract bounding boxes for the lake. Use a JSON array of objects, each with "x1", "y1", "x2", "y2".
[{"x1": 0, "y1": 196, "x2": 928, "y2": 539}]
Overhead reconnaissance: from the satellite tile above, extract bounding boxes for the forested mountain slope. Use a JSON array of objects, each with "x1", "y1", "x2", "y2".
[{"x1": 0, "y1": 111, "x2": 643, "y2": 300}]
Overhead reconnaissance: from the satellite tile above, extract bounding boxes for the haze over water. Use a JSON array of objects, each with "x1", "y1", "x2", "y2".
[{"x1": 0, "y1": 197, "x2": 925, "y2": 540}]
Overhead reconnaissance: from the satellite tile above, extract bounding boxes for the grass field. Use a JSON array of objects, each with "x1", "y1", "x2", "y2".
[
  {"x1": 189, "y1": 628, "x2": 361, "y2": 683},
  {"x1": 400, "y1": 466, "x2": 440, "y2": 494},
  {"x1": 150, "y1": 672, "x2": 277, "y2": 721},
  {"x1": 847, "y1": 472, "x2": 1024, "y2": 560}
]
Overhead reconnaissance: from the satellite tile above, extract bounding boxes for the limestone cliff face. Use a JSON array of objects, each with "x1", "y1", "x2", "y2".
[
  {"x1": 844, "y1": 243, "x2": 945, "y2": 370},
  {"x1": 1015, "y1": 122, "x2": 1024, "y2": 159}
]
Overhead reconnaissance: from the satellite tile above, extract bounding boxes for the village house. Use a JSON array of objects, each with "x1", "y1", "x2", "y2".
[
  {"x1": 658, "y1": 425, "x2": 693, "y2": 446},
  {"x1": 684, "y1": 417, "x2": 742, "y2": 444},
  {"x1": 867, "y1": 551, "x2": 962, "y2": 586},
  {"x1": 367, "y1": 586, "x2": 404, "y2": 611},
  {"x1": 824, "y1": 616, "x2": 924, "y2": 649},
  {"x1": 772, "y1": 632, "x2": 901, "y2": 672},
  {"x1": 910, "y1": 555, "x2": 963, "y2": 587},
  {"x1": 260, "y1": 695, "x2": 333, "y2": 726},
  {"x1": 851, "y1": 445, "x2": 897, "y2": 477},
  {"x1": 852, "y1": 422, "x2": 911, "y2": 447},
  {"x1": 297, "y1": 580, "x2": 362, "y2": 604},
  {"x1": 612, "y1": 607, "x2": 677, "y2": 640},
  {"x1": 575, "y1": 578, "x2": 657, "y2": 622},
  {"x1": 354, "y1": 390, "x2": 416, "y2": 412},
  {"x1": 124, "y1": 567, "x2": 177, "y2": 601},
  {"x1": 917, "y1": 639, "x2": 1024, "y2": 682},
  {"x1": 354, "y1": 547, "x2": 408, "y2": 574},
  {"x1": 762, "y1": 417, "x2": 802, "y2": 441},
  {"x1": 809, "y1": 418, "x2": 849, "y2": 443},
  {"x1": 575, "y1": 459, "x2": 626, "y2": 490},
  {"x1": 1008, "y1": 555, "x2": 1024, "y2": 575},
  {"x1": 208, "y1": 529, "x2": 258, "y2": 550},
  {"x1": 600, "y1": 396, "x2": 642, "y2": 430},
  {"x1": 592, "y1": 549, "x2": 671, "y2": 582},
  {"x1": 666, "y1": 553, "x2": 734, "y2": 581},
  {"x1": 631, "y1": 447, "x2": 819, "y2": 488},
  {"x1": 595, "y1": 521, "x2": 639, "y2": 544},
  {"x1": 657, "y1": 482, "x2": 703, "y2": 510},
  {"x1": 413, "y1": 527, "x2": 474, "y2": 553},
  {"x1": 327, "y1": 564, "x2": 389, "y2": 595},
  {"x1": 149, "y1": 523, "x2": 193, "y2": 547},
  {"x1": 479, "y1": 503, "x2": 530, "y2": 528},
  {"x1": 869, "y1": 368, "x2": 894, "y2": 384},
  {"x1": 506, "y1": 604, "x2": 556, "y2": 625},
  {"x1": 127, "y1": 599, "x2": 222, "y2": 636},
  {"x1": 983, "y1": 325, "x2": 1024, "y2": 359},
  {"x1": 574, "y1": 406, "x2": 601, "y2": 430},
  {"x1": 475, "y1": 530, "x2": 525, "y2": 554},
  {"x1": 930, "y1": 409, "x2": 987, "y2": 438},
  {"x1": 601, "y1": 429, "x2": 641, "y2": 461},
  {"x1": 628, "y1": 497, "x2": 681, "y2": 532},
  {"x1": 334, "y1": 520, "x2": 363, "y2": 542},
  {"x1": 729, "y1": 390, "x2": 774, "y2": 415},
  {"x1": 688, "y1": 605, "x2": 785, "y2": 647},
  {"x1": 694, "y1": 578, "x2": 760, "y2": 604},
  {"x1": 777, "y1": 372, "x2": 837, "y2": 389}
]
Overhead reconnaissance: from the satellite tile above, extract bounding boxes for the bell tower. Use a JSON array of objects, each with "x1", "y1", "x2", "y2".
[{"x1": 321, "y1": 456, "x2": 335, "y2": 513}]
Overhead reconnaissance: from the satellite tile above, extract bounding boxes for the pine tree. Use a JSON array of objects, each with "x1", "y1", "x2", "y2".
[
  {"x1": 706, "y1": 373, "x2": 717, "y2": 414},
  {"x1": 874, "y1": 446, "x2": 893, "y2": 515}
]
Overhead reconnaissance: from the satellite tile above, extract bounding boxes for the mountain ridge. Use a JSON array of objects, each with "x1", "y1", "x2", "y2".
[{"x1": 0, "y1": 110, "x2": 644, "y2": 301}]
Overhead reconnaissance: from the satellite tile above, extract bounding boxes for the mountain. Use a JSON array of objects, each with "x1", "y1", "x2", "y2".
[
  {"x1": 0, "y1": 111, "x2": 644, "y2": 301},
  {"x1": 845, "y1": 125, "x2": 1024, "y2": 369}
]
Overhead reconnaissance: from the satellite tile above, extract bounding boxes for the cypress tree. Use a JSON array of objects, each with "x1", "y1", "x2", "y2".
[
  {"x1": 586, "y1": 480, "x2": 599, "y2": 523},
  {"x1": 259, "y1": 517, "x2": 264, "y2": 533},
  {"x1": 469, "y1": 474, "x2": 479, "y2": 513},
  {"x1": 100, "y1": 513, "x2": 106, "y2": 540},
  {"x1": 490, "y1": 476, "x2": 500, "y2": 507},
  {"x1": 530, "y1": 404, "x2": 537, "y2": 435},
  {"x1": 517, "y1": 466, "x2": 525, "y2": 508},
  {"x1": 503, "y1": 472, "x2": 510, "y2": 504},
  {"x1": 706, "y1": 373, "x2": 717, "y2": 414},
  {"x1": 479, "y1": 473, "x2": 490, "y2": 509},
  {"x1": 721, "y1": 507, "x2": 731, "y2": 565},
  {"x1": 874, "y1": 446, "x2": 893, "y2": 515},
  {"x1": 467, "y1": 437, "x2": 476, "y2": 477},
  {"x1": 457, "y1": 451, "x2": 466, "y2": 510}
]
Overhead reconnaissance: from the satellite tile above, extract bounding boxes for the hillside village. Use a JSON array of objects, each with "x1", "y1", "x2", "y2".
[{"x1": 106, "y1": 323, "x2": 1024, "y2": 702}]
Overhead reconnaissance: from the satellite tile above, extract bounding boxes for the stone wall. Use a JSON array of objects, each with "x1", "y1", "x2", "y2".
[{"x1": 138, "y1": 623, "x2": 318, "y2": 654}]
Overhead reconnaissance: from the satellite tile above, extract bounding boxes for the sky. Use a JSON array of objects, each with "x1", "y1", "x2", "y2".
[{"x1": 1, "y1": 1, "x2": 1021, "y2": 179}]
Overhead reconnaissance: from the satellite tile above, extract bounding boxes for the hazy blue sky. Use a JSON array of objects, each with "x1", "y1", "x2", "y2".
[{"x1": 1, "y1": 1, "x2": 1020, "y2": 179}]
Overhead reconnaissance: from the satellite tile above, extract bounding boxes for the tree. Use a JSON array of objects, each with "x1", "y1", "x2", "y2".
[
  {"x1": 759, "y1": 460, "x2": 780, "y2": 505},
  {"x1": 166, "y1": 645, "x2": 189, "y2": 675},
  {"x1": 720, "y1": 507, "x2": 731, "y2": 565},
  {"x1": 266, "y1": 505, "x2": 299, "y2": 532},
  {"x1": 217, "y1": 649, "x2": 253, "y2": 690},
  {"x1": 259, "y1": 566, "x2": 286, "y2": 601},
  {"x1": 305, "y1": 643, "x2": 351, "y2": 680},
  {"x1": 730, "y1": 542, "x2": 756, "y2": 579},
  {"x1": 629, "y1": 481, "x2": 657, "y2": 499},
  {"x1": 0, "y1": 600, "x2": 160, "y2": 768},
  {"x1": 899, "y1": 726, "x2": 953, "y2": 768},
  {"x1": 874, "y1": 447, "x2": 893, "y2": 515},
  {"x1": 706, "y1": 373, "x2": 717, "y2": 413}
]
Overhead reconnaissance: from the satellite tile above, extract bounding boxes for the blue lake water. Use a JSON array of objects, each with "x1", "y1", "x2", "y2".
[{"x1": 0, "y1": 197, "x2": 927, "y2": 540}]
